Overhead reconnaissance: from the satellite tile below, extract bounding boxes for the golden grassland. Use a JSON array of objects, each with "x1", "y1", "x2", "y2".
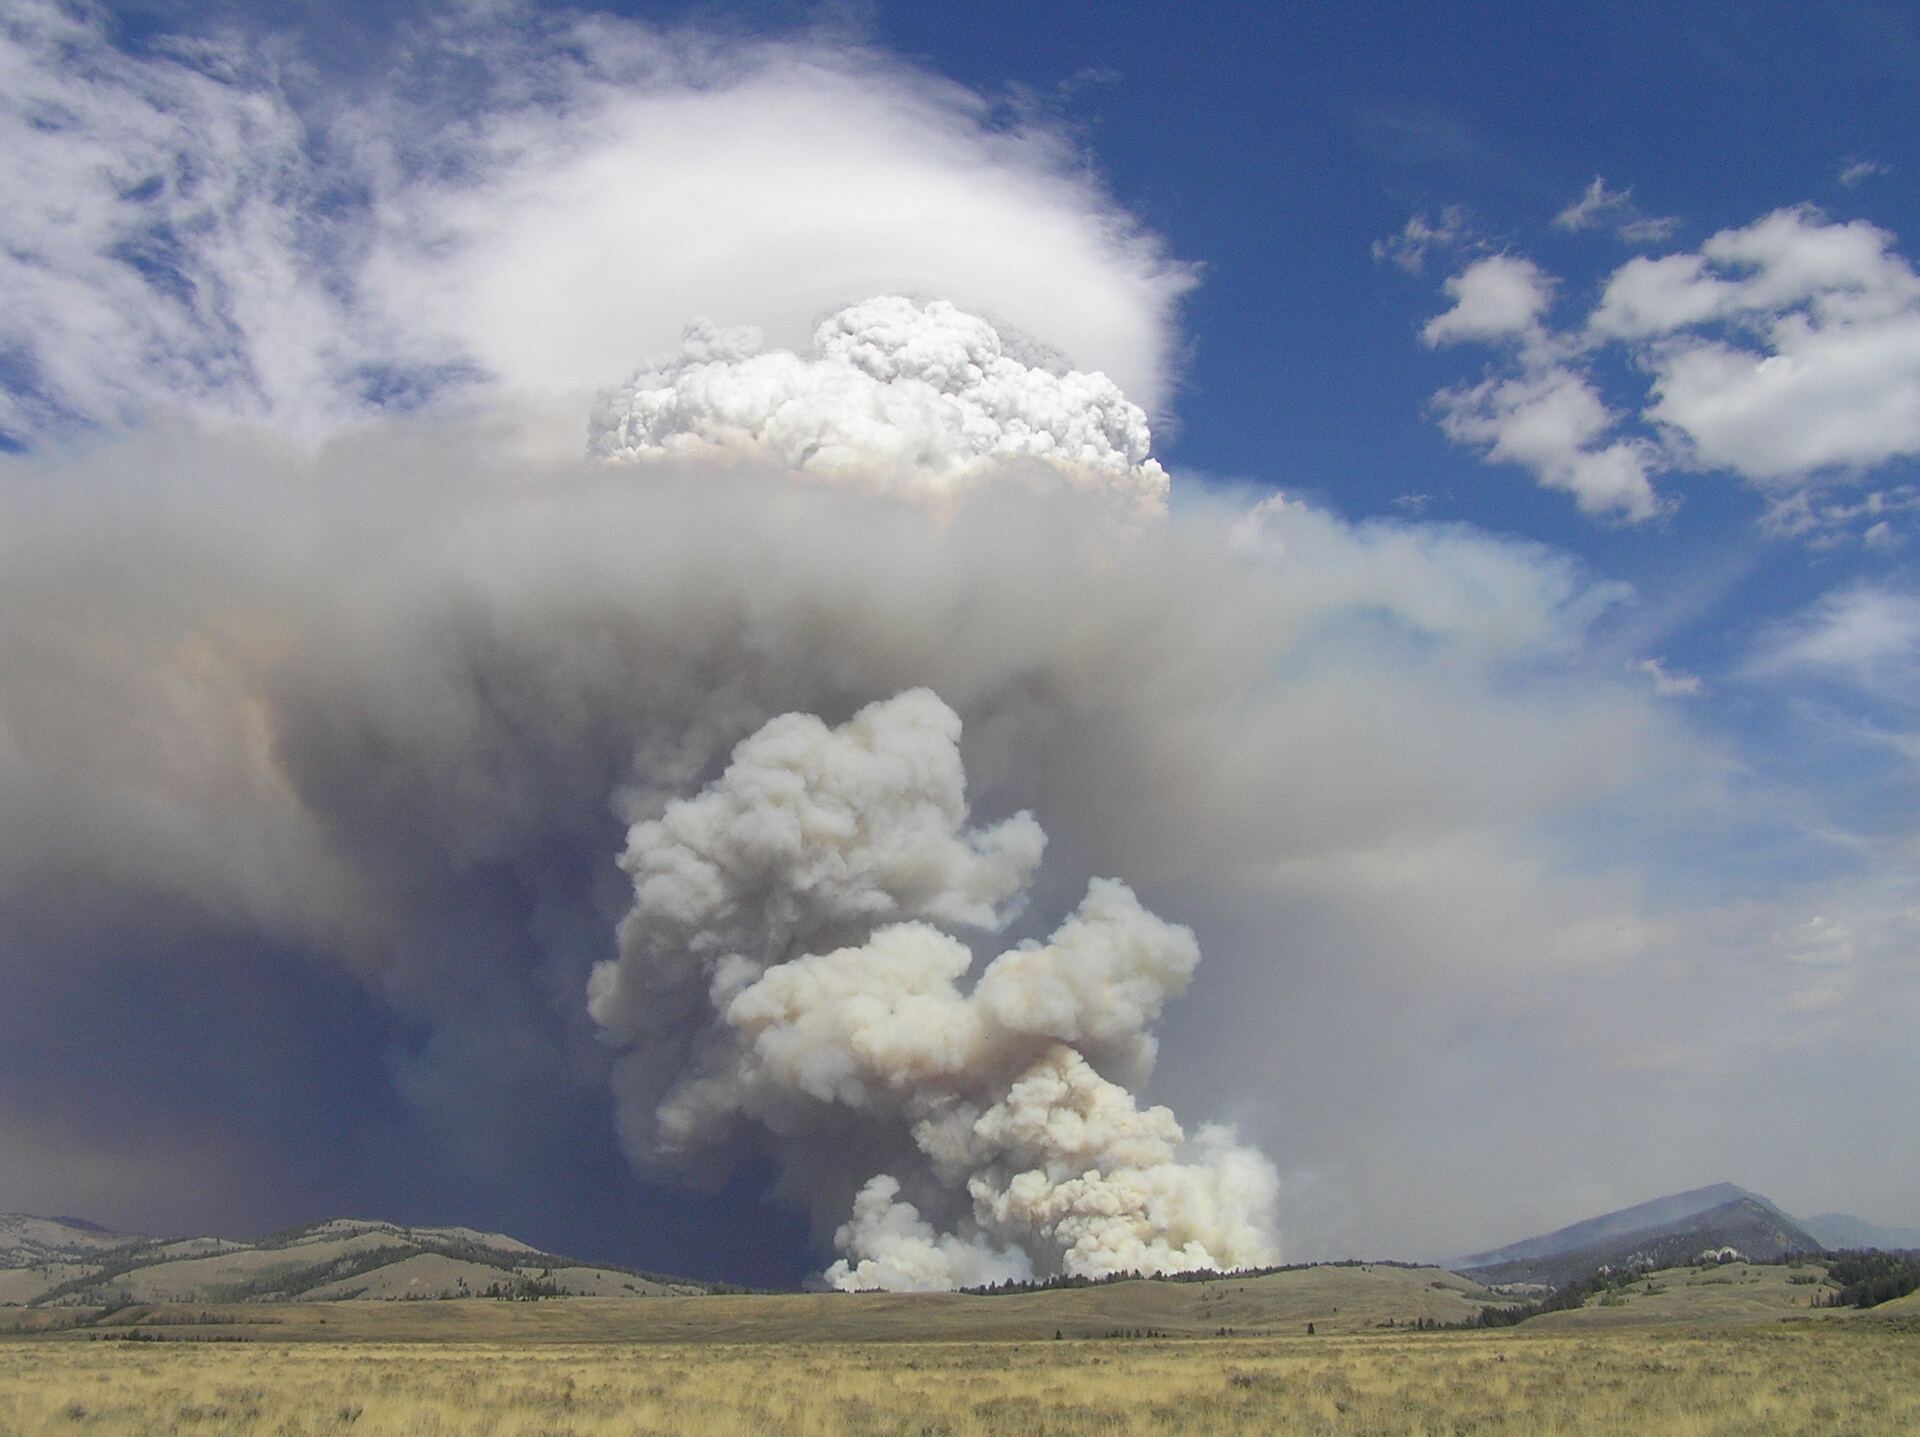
[
  {"x1": 1527, "y1": 1259, "x2": 1841, "y2": 1328},
  {"x1": 0, "y1": 1265, "x2": 1906, "y2": 1435},
  {"x1": 2, "y1": 1319, "x2": 1917, "y2": 1437}
]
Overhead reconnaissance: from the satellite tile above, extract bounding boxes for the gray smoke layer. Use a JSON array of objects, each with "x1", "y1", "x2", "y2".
[
  {"x1": 590, "y1": 688, "x2": 1278, "y2": 1286},
  {"x1": 0, "y1": 416, "x2": 1650, "y2": 1275}
]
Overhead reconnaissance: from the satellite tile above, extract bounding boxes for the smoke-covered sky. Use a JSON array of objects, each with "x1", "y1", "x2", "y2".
[{"x1": 2, "y1": 0, "x2": 1917, "y2": 1285}]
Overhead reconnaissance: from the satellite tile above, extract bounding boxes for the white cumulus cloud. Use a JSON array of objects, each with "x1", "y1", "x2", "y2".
[
  {"x1": 1592, "y1": 208, "x2": 1920, "y2": 484},
  {"x1": 1432, "y1": 368, "x2": 1662, "y2": 521},
  {"x1": 1422, "y1": 256, "x2": 1556, "y2": 347},
  {"x1": 1412, "y1": 204, "x2": 1920, "y2": 534}
]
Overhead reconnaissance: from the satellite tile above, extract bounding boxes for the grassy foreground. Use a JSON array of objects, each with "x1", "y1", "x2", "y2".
[{"x1": 2, "y1": 1322, "x2": 1916, "y2": 1437}]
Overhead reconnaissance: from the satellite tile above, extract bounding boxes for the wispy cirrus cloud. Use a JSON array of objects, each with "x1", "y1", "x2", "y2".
[
  {"x1": 1371, "y1": 205, "x2": 1476, "y2": 275},
  {"x1": 1752, "y1": 583, "x2": 1920, "y2": 691},
  {"x1": 1838, "y1": 157, "x2": 1890, "y2": 189},
  {"x1": 0, "y1": 0, "x2": 1193, "y2": 450},
  {"x1": 1633, "y1": 657, "x2": 1704, "y2": 698},
  {"x1": 1553, "y1": 176, "x2": 1678, "y2": 245}
]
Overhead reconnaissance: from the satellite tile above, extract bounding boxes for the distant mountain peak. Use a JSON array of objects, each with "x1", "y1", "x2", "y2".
[
  {"x1": 1457, "y1": 1184, "x2": 1759, "y2": 1269},
  {"x1": 1681, "y1": 1182, "x2": 1755, "y2": 1204},
  {"x1": 1799, "y1": 1213, "x2": 1920, "y2": 1252},
  {"x1": 1454, "y1": 1185, "x2": 1819, "y2": 1289}
]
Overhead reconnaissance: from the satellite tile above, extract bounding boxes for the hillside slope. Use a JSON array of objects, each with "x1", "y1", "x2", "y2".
[
  {"x1": 0, "y1": 1216, "x2": 709, "y2": 1307},
  {"x1": 0, "y1": 1215, "x2": 147, "y2": 1268},
  {"x1": 3, "y1": 1264, "x2": 1517, "y2": 1341},
  {"x1": 1526, "y1": 1260, "x2": 1839, "y2": 1328}
]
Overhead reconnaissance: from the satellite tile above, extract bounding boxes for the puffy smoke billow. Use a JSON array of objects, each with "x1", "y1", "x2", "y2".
[
  {"x1": 589, "y1": 297, "x2": 1170, "y2": 512},
  {"x1": 589, "y1": 689, "x2": 1279, "y2": 1288}
]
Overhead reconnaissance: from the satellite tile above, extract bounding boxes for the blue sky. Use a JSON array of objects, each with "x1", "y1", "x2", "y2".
[
  {"x1": 1, "y1": 1, "x2": 1917, "y2": 1283},
  {"x1": 902, "y1": 2, "x2": 1920, "y2": 632}
]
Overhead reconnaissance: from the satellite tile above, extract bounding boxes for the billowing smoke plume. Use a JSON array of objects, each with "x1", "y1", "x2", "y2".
[
  {"x1": 0, "y1": 392, "x2": 1698, "y2": 1272},
  {"x1": 588, "y1": 688, "x2": 1279, "y2": 1288},
  {"x1": 589, "y1": 297, "x2": 1170, "y2": 512}
]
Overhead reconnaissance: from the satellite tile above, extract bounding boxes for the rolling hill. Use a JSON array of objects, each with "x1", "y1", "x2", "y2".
[
  {"x1": 0, "y1": 1215, "x2": 713, "y2": 1308},
  {"x1": 0, "y1": 1214, "x2": 148, "y2": 1267},
  {"x1": 2, "y1": 1263, "x2": 1520, "y2": 1341},
  {"x1": 4, "y1": 1259, "x2": 1872, "y2": 1344},
  {"x1": 9, "y1": 1182, "x2": 1907, "y2": 1322}
]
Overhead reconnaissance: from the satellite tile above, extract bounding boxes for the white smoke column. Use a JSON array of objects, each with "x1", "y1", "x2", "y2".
[
  {"x1": 589, "y1": 297, "x2": 1171, "y2": 514},
  {"x1": 589, "y1": 689, "x2": 1280, "y2": 1289},
  {"x1": 586, "y1": 687, "x2": 1045, "y2": 1158}
]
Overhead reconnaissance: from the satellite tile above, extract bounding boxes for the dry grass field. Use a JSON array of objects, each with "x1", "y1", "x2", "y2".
[
  {"x1": 1527, "y1": 1260, "x2": 1839, "y2": 1328},
  {"x1": 1, "y1": 1266, "x2": 1910, "y2": 1435},
  {"x1": 2, "y1": 1320, "x2": 1917, "y2": 1437}
]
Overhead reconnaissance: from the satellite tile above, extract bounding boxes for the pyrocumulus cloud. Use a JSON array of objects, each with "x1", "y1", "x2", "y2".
[{"x1": 590, "y1": 297, "x2": 1170, "y2": 512}]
